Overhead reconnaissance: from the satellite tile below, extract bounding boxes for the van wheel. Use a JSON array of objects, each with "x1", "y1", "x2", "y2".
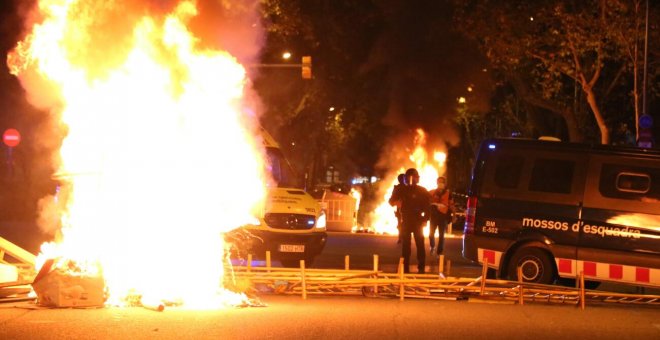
[{"x1": 508, "y1": 247, "x2": 555, "y2": 284}]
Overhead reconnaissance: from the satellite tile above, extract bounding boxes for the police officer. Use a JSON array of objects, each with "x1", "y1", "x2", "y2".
[{"x1": 389, "y1": 168, "x2": 431, "y2": 274}]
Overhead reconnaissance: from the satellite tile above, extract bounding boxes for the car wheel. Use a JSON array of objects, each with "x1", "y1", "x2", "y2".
[{"x1": 508, "y1": 247, "x2": 556, "y2": 284}]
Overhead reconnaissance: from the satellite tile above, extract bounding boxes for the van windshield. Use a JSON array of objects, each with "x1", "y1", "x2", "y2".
[{"x1": 266, "y1": 147, "x2": 301, "y2": 188}]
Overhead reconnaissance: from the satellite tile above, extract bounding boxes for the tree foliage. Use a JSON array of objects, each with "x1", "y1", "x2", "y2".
[
  {"x1": 256, "y1": 0, "x2": 388, "y2": 185},
  {"x1": 454, "y1": 0, "x2": 659, "y2": 144},
  {"x1": 257, "y1": 0, "x2": 489, "y2": 186}
]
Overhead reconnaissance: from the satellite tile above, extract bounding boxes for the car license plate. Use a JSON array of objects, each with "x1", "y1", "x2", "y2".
[{"x1": 279, "y1": 244, "x2": 305, "y2": 253}]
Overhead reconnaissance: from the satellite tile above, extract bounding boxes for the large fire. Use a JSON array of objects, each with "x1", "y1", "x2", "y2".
[
  {"x1": 8, "y1": 0, "x2": 267, "y2": 307},
  {"x1": 368, "y1": 129, "x2": 446, "y2": 235}
]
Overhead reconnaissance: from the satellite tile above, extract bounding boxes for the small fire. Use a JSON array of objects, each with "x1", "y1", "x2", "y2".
[
  {"x1": 9, "y1": 0, "x2": 267, "y2": 308},
  {"x1": 349, "y1": 188, "x2": 362, "y2": 229},
  {"x1": 369, "y1": 129, "x2": 446, "y2": 235}
]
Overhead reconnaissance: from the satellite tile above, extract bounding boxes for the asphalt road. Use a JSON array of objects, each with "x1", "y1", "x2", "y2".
[
  {"x1": 1, "y1": 294, "x2": 659, "y2": 339},
  {"x1": 315, "y1": 231, "x2": 479, "y2": 277}
]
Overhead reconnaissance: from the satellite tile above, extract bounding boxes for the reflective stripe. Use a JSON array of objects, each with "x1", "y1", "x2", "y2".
[
  {"x1": 477, "y1": 248, "x2": 503, "y2": 269},
  {"x1": 555, "y1": 257, "x2": 660, "y2": 287},
  {"x1": 557, "y1": 258, "x2": 574, "y2": 276}
]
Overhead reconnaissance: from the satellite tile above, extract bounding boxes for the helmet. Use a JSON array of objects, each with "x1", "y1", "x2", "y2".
[
  {"x1": 405, "y1": 168, "x2": 419, "y2": 177},
  {"x1": 397, "y1": 173, "x2": 405, "y2": 185},
  {"x1": 405, "y1": 168, "x2": 419, "y2": 185}
]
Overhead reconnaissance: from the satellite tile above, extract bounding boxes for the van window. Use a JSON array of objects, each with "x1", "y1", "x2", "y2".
[
  {"x1": 528, "y1": 158, "x2": 574, "y2": 194},
  {"x1": 266, "y1": 147, "x2": 301, "y2": 188},
  {"x1": 494, "y1": 155, "x2": 524, "y2": 189},
  {"x1": 599, "y1": 164, "x2": 660, "y2": 201},
  {"x1": 616, "y1": 172, "x2": 650, "y2": 194}
]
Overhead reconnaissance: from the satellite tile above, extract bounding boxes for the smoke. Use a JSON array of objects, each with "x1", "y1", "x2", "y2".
[
  {"x1": 189, "y1": 0, "x2": 264, "y2": 65},
  {"x1": 375, "y1": 128, "x2": 452, "y2": 181}
]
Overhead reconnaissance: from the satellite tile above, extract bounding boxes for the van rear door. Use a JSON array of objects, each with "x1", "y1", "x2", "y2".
[{"x1": 579, "y1": 154, "x2": 660, "y2": 287}]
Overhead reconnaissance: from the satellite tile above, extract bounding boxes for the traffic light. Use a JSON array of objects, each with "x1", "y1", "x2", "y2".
[{"x1": 301, "y1": 56, "x2": 312, "y2": 79}]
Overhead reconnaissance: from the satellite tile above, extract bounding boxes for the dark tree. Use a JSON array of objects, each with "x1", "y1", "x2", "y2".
[{"x1": 454, "y1": 0, "x2": 659, "y2": 144}]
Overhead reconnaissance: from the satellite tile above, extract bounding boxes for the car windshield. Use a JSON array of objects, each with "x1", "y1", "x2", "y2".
[{"x1": 265, "y1": 147, "x2": 301, "y2": 188}]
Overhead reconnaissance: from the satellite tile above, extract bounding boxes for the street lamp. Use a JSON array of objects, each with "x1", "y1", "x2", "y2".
[{"x1": 282, "y1": 51, "x2": 292, "y2": 60}]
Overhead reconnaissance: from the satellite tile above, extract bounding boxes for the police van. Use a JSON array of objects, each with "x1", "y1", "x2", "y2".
[
  {"x1": 462, "y1": 138, "x2": 660, "y2": 287},
  {"x1": 226, "y1": 128, "x2": 327, "y2": 267}
]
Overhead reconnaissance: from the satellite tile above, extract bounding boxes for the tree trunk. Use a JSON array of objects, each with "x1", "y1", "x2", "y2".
[
  {"x1": 633, "y1": 60, "x2": 640, "y2": 140},
  {"x1": 560, "y1": 108, "x2": 582, "y2": 143},
  {"x1": 508, "y1": 72, "x2": 584, "y2": 142},
  {"x1": 583, "y1": 86, "x2": 610, "y2": 144}
]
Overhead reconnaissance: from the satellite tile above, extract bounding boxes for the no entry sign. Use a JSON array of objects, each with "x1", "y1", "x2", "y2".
[{"x1": 3, "y1": 128, "x2": 21, "y2": 147}]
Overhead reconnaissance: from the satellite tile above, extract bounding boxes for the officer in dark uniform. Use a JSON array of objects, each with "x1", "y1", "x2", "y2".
[{"x1": 389, "y1": 168, "x2": 431, "y2": 274}]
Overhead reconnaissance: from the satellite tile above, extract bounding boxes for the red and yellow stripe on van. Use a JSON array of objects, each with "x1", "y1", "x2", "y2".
[
  {"x1": 556, "y1": 258, "x2": 660, "y2": 287},
  {"x1": 478, "y1": 248, "x2": 659, "y2": 287}
]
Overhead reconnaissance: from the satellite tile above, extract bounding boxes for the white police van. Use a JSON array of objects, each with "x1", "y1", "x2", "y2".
[{"x1": 226, "y1": 128, "x2": 327, "y2": 267}]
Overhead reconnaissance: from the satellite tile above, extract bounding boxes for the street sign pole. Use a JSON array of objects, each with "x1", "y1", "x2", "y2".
[
  {"x1": 637, "y1": 0, "x2": 651, "y2": 148},
  {"x1": 6, "y1": 146, "x2": 13, "y2": 180},
  {"x1": 3, "y1": 128, "x2": 21, "y2": 180},
  {"x1": 638, "y1": 115, "x2": 653, "y2": 148}
]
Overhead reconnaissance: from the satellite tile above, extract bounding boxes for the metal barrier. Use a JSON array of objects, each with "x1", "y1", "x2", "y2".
[
  {"x1": 2, "y1": 242, "x2": 658, "y2": 308},
  {"x1": 0, "y1": 237, "x2": 37, "y2": 303},
  {"x1": 227, "y1": 252, "x2": 660, "y2": 308}
]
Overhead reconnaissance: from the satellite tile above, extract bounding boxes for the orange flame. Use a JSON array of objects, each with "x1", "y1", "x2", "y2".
[
  {"x1": 349, "y1": 188, "x2": 361, "y2": 229},
  {"x1": 9, "y1": 0, "x2": 266, "y2": 308},
  {"x1": 369, "y1": 129, "x2": 446, "y2": 235}
]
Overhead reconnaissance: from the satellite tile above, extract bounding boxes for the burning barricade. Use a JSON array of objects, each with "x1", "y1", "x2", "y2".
[
  {"x1": 8, "y1": 0, "x2": 268, "y2": 309},
  {"x1": 32, "y1": 258, "x2": 105, "y2": 308}
]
